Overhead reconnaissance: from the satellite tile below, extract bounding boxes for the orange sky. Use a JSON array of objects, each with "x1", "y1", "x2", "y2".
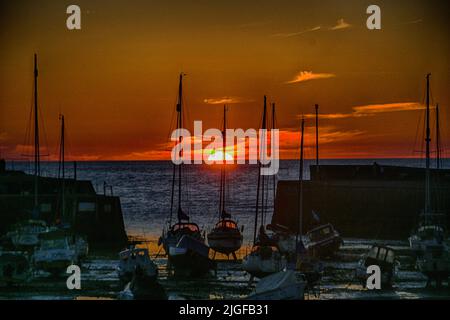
[{"x1": 0, "y1": 0, "x2": 449, "y2": 161}]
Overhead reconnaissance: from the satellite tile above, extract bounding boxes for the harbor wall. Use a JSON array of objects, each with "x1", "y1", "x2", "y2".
[{"x1": 272, "y1": 165, "x2": 450, "y2": 239}]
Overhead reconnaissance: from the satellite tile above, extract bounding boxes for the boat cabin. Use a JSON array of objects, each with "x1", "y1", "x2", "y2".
[
  {"x1": 307, "y1": 223, "x2": 336, "y2": 242},
  {"x1": 214, "y1": 220, "x2": 239, "y2": 231},
  {"x1": 364, "y1": 245, "x2": 395, "y2": 270},
  {"x1": 119, "y1": 248, "x2": 150, "y2": 261},
  {"x1": 251, "y1": 245, "x2": 280, "y2": 259},
  {"x1": 171, "y1": 222, "x2": 200, "y2": 234}
]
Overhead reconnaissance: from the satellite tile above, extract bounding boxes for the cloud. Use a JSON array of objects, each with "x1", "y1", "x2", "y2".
[
  {"x1": 300, "y1": 102, "x2": 425, "y2": 120},
  {"x1": 329, "y1": 18, "x2": 352, "y2": 30},
  {"x1": 285, "y1": 71, "x2": 336, "y2": 84},
  {"x1": 271, "y1": 26, "x2": 321, "y2": 38},
  {"x1": 203, "y1": 96, "x2": 254, "y2": 105},
  {"x1": 353, "y1": 102, "x2": 425, "y2": 115}
]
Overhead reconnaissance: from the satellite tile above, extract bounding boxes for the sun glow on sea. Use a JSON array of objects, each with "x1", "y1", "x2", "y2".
[{"x1": 207, "y1": 150, "x2": 234, "y2": 162}]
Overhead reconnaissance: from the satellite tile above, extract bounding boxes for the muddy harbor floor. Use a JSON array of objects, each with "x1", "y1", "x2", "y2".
[{"x1": 1, "y1": 239, "x2": 450, "y2": 300}]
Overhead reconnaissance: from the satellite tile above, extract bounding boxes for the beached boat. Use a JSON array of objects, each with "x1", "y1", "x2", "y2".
[
  {"x1": 117, "y1": 246, "x2": 158, "y2": 285},
  {"x1": 169, "y1": 234, "x2": 214, "y2": 277},
  {"x1": 355, "y1": 245, "x2": 397, "y2": 289},
  {"x1": 409, "y1": 75, "x2": 450, "y2": 287},
  {"x1": 305, "y1": 223, "x2": 342, "y2": 258},
  {"x1": 265, "y1": 224, "x2": 296, "y2": 254},
  {"x1": 242, "y1": 245, "x2": 286, "y2": 278},
  {"x1": 118, "y1": 265, "x2": 167, "y2": 300},
  {"x1": 243, "y1": 97, "x2": 286, "y2": 278},
  {"x1": 247, "y1": 270, "x2": 305, "y2": 300},
  {"x1": 159, "y1": 74, "x2": 204, "y2": 255},
  {"x1": 207, "y1": 106, "x2": 243, "y2": 259},
  {"x1": 32, "y1": 230, "x2": 77, "y2": 276},
  {"x1": 9, "y1": 219, "x2": 49, "y2": 250},
  {"x1": 0, "y1": 251, "x2": 31, "y2": 286}
]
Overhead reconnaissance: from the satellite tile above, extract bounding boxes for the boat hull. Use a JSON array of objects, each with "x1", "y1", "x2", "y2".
[
  {"x1": 242, "y1": 253, "x2": 286, "y2": 278},
  {"x1": 247, "y1": 282, "x2": 305, "y2": 300},
  {"x1": 207, "y1": 232, "x2": 243, "y2": 255},
  {"x1": 307, "y1": 236, "x2": 342, "y2": 258},
  {"x1": 168, "y1": 247, "x2": 213, "y2": 277}
]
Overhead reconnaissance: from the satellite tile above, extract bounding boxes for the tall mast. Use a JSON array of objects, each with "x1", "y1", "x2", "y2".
[
  {"x1": 220, "y1": 105, "x2": 227, "y2": 219},
  {"x1": 425, "y1": 74, "x2": 431, "y2": 215},
  {"x1": 436, "y1": 104, "x2": 441, "y2": 169},
  {"x1": 33, "y1": 53, "x2": 40, "y2": 209},
  {"x1": 296, "y1": 118, "x2": 305, "y2": 248},
  {"x1": 272, "y1": 103, "x2": 276, "y2": 209},
  {"x1": 59, "y1": 114, "x2": 65, "y2": 219},
  {"x1": 315, "y1": 104, "x2": 319, "y2": 168},
  {"x1": 177, "y1": 73, "x2": 183, "y2": 220},
  {"x1": 253, "y1": 96, "x2": 267, "y2": 244}
]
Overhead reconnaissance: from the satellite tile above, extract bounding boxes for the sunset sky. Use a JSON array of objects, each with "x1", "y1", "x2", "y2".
[{"x1": 0, "y1": 0, "x2": 449, "y2": 161}]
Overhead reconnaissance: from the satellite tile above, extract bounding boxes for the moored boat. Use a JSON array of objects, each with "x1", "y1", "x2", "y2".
[
  {"x1": 159, "y1": 74, "x2": 204, "y2": 256},
  {"x1": 32, "y1": 230, "x2": 77, "y2": 276},
  {"x1": 207, "y1": 105, "x2": 243, "y2": 259},
  {"x1": 169, "y1": 234, "x2": 215, "y2": 277},
  {"x1": 305, "y1": 223, "x2": 342, "y2": 258},
  {"x1": 355, "y1": 244, "x2": 397, "y2": 289},
  {"x1": 117, "y1": 245, "x2": 158, "y2": 285},
  {"x1": 242, "y1": 97, "x2": 286, "y2": 278},
  {"x1": 408, "y1": 75, "x2": 450, "y2": 287},
  {"x1": 246, "y1": 270, "x2": 306, "y2": 300}
]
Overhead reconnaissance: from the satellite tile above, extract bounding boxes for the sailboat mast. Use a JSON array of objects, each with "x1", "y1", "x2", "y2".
[
  {"x1": 296, "y1": 118, "x2": 305, "y2": 244},
  {"x1": 33, "y1": 53, "x2": 40, "y2": 208},
  {"x1": 220, "y1": 105, "x2": 227, "y2": 218},
  {"x1": 177, "y1": 73, "x2": 183, "y2": 219},
  {"x1": 425, "y1": 74, "x2": 431, "y2": 214},
  {"x1": 315, "y1": 104, "x2": 319, "y2": 169},
  {"x1": 272, "y1": 103, "x2": 276, "y2": 208},
  {"x1": 253, "y1": 96, "x2": 267, "y2": 244},
  {"x1": 60, "y1": 114, "x2": 65, "y2": 219},
  {"x1": 436, "y1": 104, "x2": 440, "y2": 169}
]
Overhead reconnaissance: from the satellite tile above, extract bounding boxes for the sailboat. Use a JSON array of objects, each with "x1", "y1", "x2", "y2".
[
  {"x1": 207, "y1": 106, "x2": 243, "y2": 260},
  {"x1": 9, "y1": 54, "x2": 49, "y2": 250},
  {"x1": 409, "y1": 74, "x2": 450, "y2": 287},
  {"x1": 264, "y1": 103, "x2": 297, "y2": 254},
  {"x1": 247, "y1": 116, "x2": 314, "y2": 300},
  {"x1": 242, "y1": 96, "x2": 286, "y2": 278},
  {"x1": 304, "y1": 104, "x2": 342, "y2": 259},
  {"x1": 159, "y1": 74, "x2": 213, "y2": 276}
]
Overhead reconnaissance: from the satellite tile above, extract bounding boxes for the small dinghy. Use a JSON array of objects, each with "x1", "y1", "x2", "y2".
[
  {"x1": 0, "y1": 251, "x2": 31, "y2": 286},
  {"x1": 415, "y1": 238, "x2": 450, "y2": 287},
  {"x1": 242, "y1": 245, "x2": 286, "y2": 278},
  {"x1": 305, "y1": 223, "x2": 342, "y2": 258},
  {"x1": 117, "y1": 246, "x2": 158, "y2": 285},
  {"x1": 266, "y1": 224, "x2": 296, "y2": 254},
  {"x1": 355, "y1": 245, "x2": 397, "y2": 289},
  {"x1": 32, "y1": 230, "x2": 77, "y2": 276},
  {"x1": 247, "y1": 270, "x2": 306, "y2": 300},
  {"x1": 118, "y1": 265, "x2": 167, "y2": 300},
  {"x1": 168, "y1": 235, "x2": 214, "y2": 277}
]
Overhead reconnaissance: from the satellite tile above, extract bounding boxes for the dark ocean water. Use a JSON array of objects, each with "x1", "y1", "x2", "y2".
[{"x1": 7, "y1": 159, "x2": 449, "y2": 243}]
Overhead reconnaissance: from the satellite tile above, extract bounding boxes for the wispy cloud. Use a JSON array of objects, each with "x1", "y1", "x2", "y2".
[
  {"x1": 329, "y1": 18, "x2": 352, "y2": 30},
  {"x1": 398, "y1": 18, "x2": 423, "y2": 26},
  {"x1": 285, "y1": 71, "x2": 336, "y2": 84},
  {"x1": 300, "y1": 102, "x2": 425, "y2": 119},
  {"x1": 353, "y1": 102, "x2": 425, "y2": 115},
  {"x1": 203, "y1": 96, "x2": 254, "y2": 105},
  {"x1": 271, "y1": 26, "x2": 321, "y2": 38}
]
